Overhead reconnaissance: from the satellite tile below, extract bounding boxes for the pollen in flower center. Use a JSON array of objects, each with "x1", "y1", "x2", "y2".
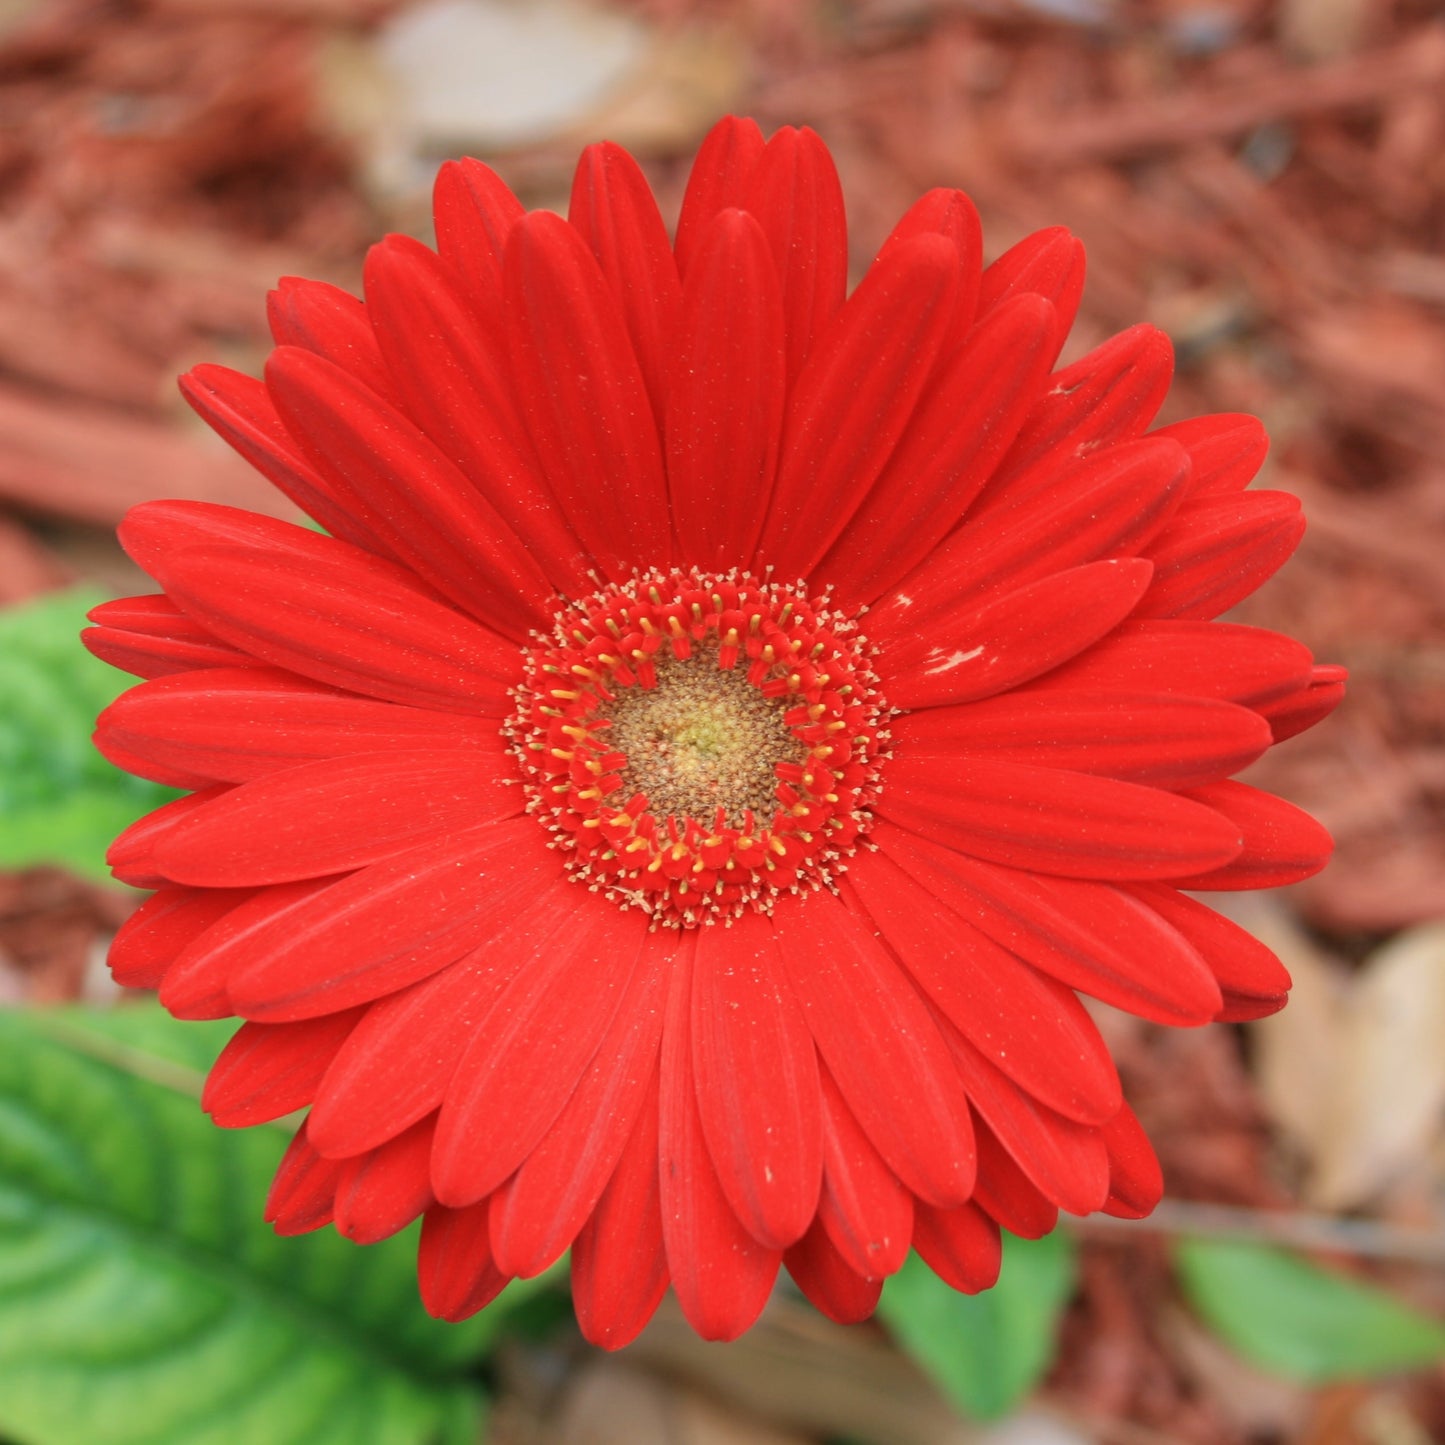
[
  {"x1": 605, "y1": 645, "x2": 805, "y2": 828},
  {"x1": 510, "y1": 570, "x2": 887, "y2": 927}
]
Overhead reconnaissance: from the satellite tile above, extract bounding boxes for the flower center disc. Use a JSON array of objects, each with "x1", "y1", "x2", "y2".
[{"x1": 511, "y1": 571, "x2": 887, "y2": 927}]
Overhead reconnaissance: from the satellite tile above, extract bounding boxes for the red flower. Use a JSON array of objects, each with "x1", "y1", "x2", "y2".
[{"x1": 88, "y1": 118, "x2": 1342, "y2": 1346}]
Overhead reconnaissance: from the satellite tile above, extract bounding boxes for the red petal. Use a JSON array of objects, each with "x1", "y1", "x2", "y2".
[
  {"x1": 775, "y1": 890, "x2": 976, "y2": 1207},
  {"x1": 1170, "y1": 780, "x2": 1333, "y2": 890},
  {"x1": 876, "y1": 824, "x2": 1222, "y2": 1026},
  {"x1": 223, "y1": 818, "x2": 555, "y2": 1023},
  {"x1": 816, "y1": 1063, "x2": 914, "y2": 1280},
  {"x1": 785, "y1": 1218, "x2": 883, "y2": 1324},
  {"x1": 822, "y1": 294, "x2": 1058, "y2": 610},
  {"x1": 674, "y1": 115, "x2": 766, "y2": 277},
  {"x1": 876, "y1": 558, "x2": 1155, "y2": 710},
  {"x1": 891, "y1": 689, "x2": 1271, "y2": 791},
  {"x1": 362, "y1": 235, "x2": 593, "y2": 596},
  {"x1": 266, "y1": 346, "x2": 552, "y2": 640},
  {"x1": 417, "y1": 1201, "x2": 510, "y2": 1322},
  {"x1": 1026, "y1": 618, "x2": 1313, "y2": 708},
  {"x1": 503, "y1": 210, "x2": 670, "y2": 576},
  {"x1": 431, "y1": 894, "x2": 649, "y2": 1207},
  {"x1": 83, "y1": 610, "x2": 257, "y2": 681},
  {"x1": 844, "y1": 853, "x2": 1121, "y2": 1124},
  {"x1": 489, "y1": 928, "x2": 677, "y2": 1279},
  {"x1": 871, "y1": 436, "x2": 1187, "y2": 638},
  {"x1": 203, "y1": 1008, "x2": 365, "y2": 1127},
  {"x1": 692, "y1": 910, "x2": 822, "y2": 1249},
  {"x1": 741, "y1": 126, "x2": 848, "y2": 381},
  {"x1": 158, "y1": 877, "x2": 334, "y2": 1021},
  {"x1": 883, "y1": 753, "x2": 1243, "y2": 881},
  {"x1": 976, "y1": 226, "x2": 1085, "y2": 347},
  {"x1": 1137, "y1": 491, "x2": 1305, "y2": 620},
  {"x1": 108, "y1": 786, "x2": 229, "y2": 889},
  {"x1": 972, "y1": 1121, "x2": 1059, "y2": 1239},
  {"x1": 333, "y1": 1114, "x2": 436, "y2": 1244},
  {"x1": 755, "y1": 233, "x2": 961, "y2": 576},
  {"x1": 1151, "y1": 413, "x2": 1268, "y2": 499},
  {"x1": 264, "y1": 1121, "x2": 341, "y2": 1235},
  {"x1": 943, "y1": 1025, "x2": 1111, "y2": 1214},
  {"x1": 665, "y1": 208, "x2": 786, "y2": 568},
  {"x1": 99, "y1": 667, "x2": 499, "y2": 784},
  {"x1": 874, "y1": 187, "x2": 984, "y2": 346},
  {"x1": 267, "y1": 277, "x2": 394, "y2": 399},
  {"x1": 109, "y1": 884, "x2": 254, "y2": 988},
  {"x1": 570, "y1": 141, "x2": 682, "y2": 421},
  {"x1": 972, "y1": 325, "x2": 1174, "y2": 517},
  {"x1": 571, "y1": 1072, "x2": 669, "y2": 1351},
  {"x1": 179, "y1": 366, "x2": 378, "y2": 551},
  {"x1": 431, "y1": 156, "x2": 525, "y2": 338},
  {"x1": 911, "y1": 1200, "x2": 1002, "y2": 1294},
  {"x1": 1130, "y1": 883, "x2": 1292, "y2": 1018},
  {"x1": 1258, "y1": 663, "x2": 1347, "y2": 743},
  {"x1": 307, "y1": 881, "x2": 575, "y2": 1158},
  {"x1": 157, "y1": 540, "x2": 517, "y2": 716},
  {"x1": 151, "y1": 750, "x2": 519, "y2": 887},
  {"x1": 1099, "y1": 1103, "x2": 1163, "y2": 1219},
  {"x1": 659, "y1": 934, "x2": 781, "y2": 1340}
]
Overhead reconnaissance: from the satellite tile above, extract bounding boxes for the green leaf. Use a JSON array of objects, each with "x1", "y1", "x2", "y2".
[
  {"x1": 0, "y1": 588, "x2": 178, "y2": 879},
  {"x1": 877, "y1": 1230, "x2": 1077, "y2": 1420},
  {"x1": 0, "y1": 1003, "x2": 492, "y2": 1445},
  {"x1": 1176, "y1": 1238, "x2": 1445, "y2": 1383}
]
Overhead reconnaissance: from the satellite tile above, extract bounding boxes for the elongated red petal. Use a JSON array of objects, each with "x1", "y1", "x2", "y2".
[
  {"x1": 150, "y1": 750, "x2": 519, "y2": 887},
  {"x1": 873, "y1": 187, "x2": 983, "y2": 346},
  {"x1": 267, "y1": 277, "x2": 395, "y2": 399},
  {"x1": 742, "y1": 126, "x2": 848, "y2": 381},
  {"x1": 666, "y1": 209, "x2": 786, "y2": 568},
  {"x1": 692, "y1": 910, "x2": 822, "y2": 1250},
  {"x1": 307, "y1": 882, "x2": 575, "y2": 1158},
  {"x1": 570, "y1": 140, "x2": 682, "y2": 421},
  {"x1": 911, "y1": 1200, "x2": 1002, "y2": 1294},
  {"x1": 265, "y1": 1120, "x2": 341, "y2": 1235},
  {"x1": 108, "y1": 786, "x2": 228, "y2": 889},
  {"x1": 84, "y1": 595, "x2": 258, "y2": 681},
  {"x1": 179, "y1": 365, "x2": 380, "y2": 551},
  {"x1": 432, "y1": 894, "x2": 648, "y2": 1207},
  {"x1": 109, "y1": 883, "x2": 254, "y2": 988},
  {"x1": 775, "y1": 890, "x2": 976, "y2": 1207},
  {"x1": 972, "y1": 1121, "x2": 1059, "y2": 1239},
  {"x1": 489, "y1": 928, "x2": 677, "y2": 1279},
  {"x1": 223, "y1": 818, "x2": 554, "y2": 1022},
  {"x1": 333, "y1": 1115, "x2": 436, "y2": 1244},
  {"x1": 815, "y1": 1065, "x2": 913, "y2": 1280},
  {"x1": 877, "y1": 823, "x2": 1222, "y2": 1026},
  {"x1": 1026, "y1": 618, "x2": 1313, "y2": 707},
  {"x1": 266, "y1": 346, "x2": 552, "y2": 639},
  {"x1": 362, "y1": 234, "x2": 592, "y2": 595},
  {"x1": 891, "y1": 689, "x2": 1271, "y2": 791},
  {"x1": 844, "y1": 853, "x2": 1122, "y2": 1124},
  {"x1": 976, "y1": 226, "x2": 1085, "y2": 348},
  {"x1": 1258, "y1": 664, "x2": 1348, "y2": 743},
  {"x1": 876, "y1": 558, "x2": 1155, "y2": 710},
  {"x1": 503, "y1": 210, "x2": 670, "y2": 576},
  {"x1": 823, "y1": 294, "x2": 1058, "y2": 610},
  {"x1": 659, "y1": 934, "x2": 781, "y2": 1340},
  {"x1": 417, "y1": 1201, "x2": 510, "y2": 1322},
  {"x1": 571, "y1": 1073, "x2": 669, "y2": 1351},
  {"x1": 1099, "y1": 1103, "x2": 1163, "y2": 1219},
  {"x1": 1170, "y1": 780, "x2": 1333, "y2": 890},
  {"x1": 203, "y1": 1008, "x2": 365, "y2": 1127},
  {"x1": 942, "y1": 1023, "x2": 1111, "y2": 1215},
  {"x1": 99, "y1": 667, "x2": 498, "y2": 783},
  {"x1": 1151, "y1": 413, "x2": 1268, "y2": 498},
  {"x1": 431, "y1": 156, "x2": 525, "y2": 337},
  {"x1": 756, "y1": 233, "x2": 961, "y2": 576},
  {"x1": 785, "y1": 1219, "x2": 883, "y2": 1324},
  {"x1": 673, "y1": 115, "x2": 765, "y2": 278}
]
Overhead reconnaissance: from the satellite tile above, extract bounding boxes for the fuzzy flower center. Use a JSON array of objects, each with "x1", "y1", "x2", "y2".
[{"x1": 510, "y1": 571, "x2": 886, "y2": 927}]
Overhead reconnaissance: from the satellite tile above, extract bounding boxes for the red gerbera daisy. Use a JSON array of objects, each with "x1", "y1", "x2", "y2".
[{"x1": 88, "y1": 117, "x2": 1343, "y2": 1347}]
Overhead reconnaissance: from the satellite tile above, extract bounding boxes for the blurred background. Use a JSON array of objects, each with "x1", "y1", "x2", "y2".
[{"x1": 1, "y1": 1, "x2": 1443, "y2": 1443}]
